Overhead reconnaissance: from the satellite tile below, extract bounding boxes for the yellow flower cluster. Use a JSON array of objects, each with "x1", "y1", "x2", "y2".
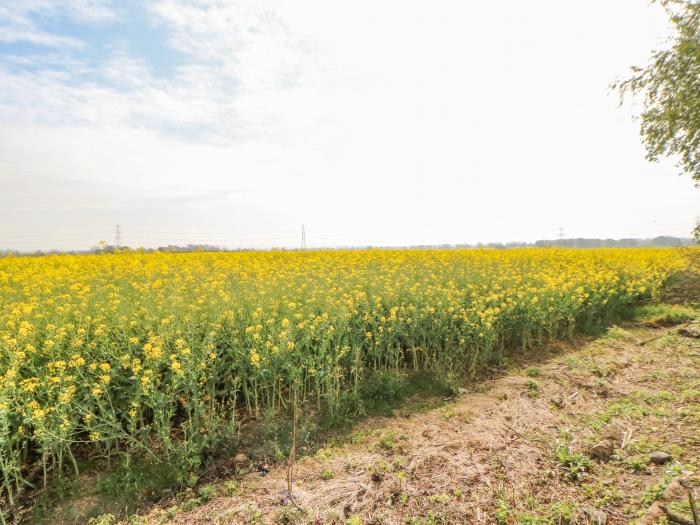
[{"x1": 0, "y1": 247, "x2": 689, "y2": 501}]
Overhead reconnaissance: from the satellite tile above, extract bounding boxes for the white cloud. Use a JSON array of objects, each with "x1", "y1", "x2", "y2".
[
  {"x1": 0, "y1": 0, "x2": 698, "y2": 251},
  {"x1": 0, "y1": 1, "x2": 313, "y2": 143},
  {"x1": 0, "y1": 0, "x2": 117, "y2": 48}
]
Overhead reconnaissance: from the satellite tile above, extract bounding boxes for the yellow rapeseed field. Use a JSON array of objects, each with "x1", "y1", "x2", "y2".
[{"x1": 0, "y1": 248, "x2": 687, "y2": 509}]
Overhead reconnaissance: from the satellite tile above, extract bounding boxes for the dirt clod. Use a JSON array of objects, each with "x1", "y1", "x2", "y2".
[
  {"x1": 589, "y1": 440, "x2": 614, "y2": 461},
  {"x1": 679, "y1": 326, "x2": 700, "y2": 338},
  {"x1": 650, "y1": 451, "x2": 672, "y2": 465},
  {"x1": 586, "y1": 509, "x2": 608, "y2": 524}
]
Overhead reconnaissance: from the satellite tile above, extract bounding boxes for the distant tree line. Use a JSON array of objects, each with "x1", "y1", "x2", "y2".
[
  {"x1": 0, "y1": 236, "x2": 695, "y2": 258},
  {"x1": 453, "y1": 236, "x2": 694, "y2": 249},
  {"x1": 531, "y1": 236, "x2": 693, "y2": 248}
]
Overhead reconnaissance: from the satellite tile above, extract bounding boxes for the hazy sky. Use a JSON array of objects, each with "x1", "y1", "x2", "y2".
[{"x1": 0, "y1": 0, "x2": 697, "y2": 251}]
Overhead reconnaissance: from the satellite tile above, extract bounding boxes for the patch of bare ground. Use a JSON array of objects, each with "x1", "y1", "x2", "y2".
[{"x1": 126, "y1": 308, "x2": 700, "y2": 525}]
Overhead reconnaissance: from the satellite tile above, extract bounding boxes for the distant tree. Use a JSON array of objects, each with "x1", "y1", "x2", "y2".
[{"x1": 613, "y1": 0, "x2": 700, "y2": 188}]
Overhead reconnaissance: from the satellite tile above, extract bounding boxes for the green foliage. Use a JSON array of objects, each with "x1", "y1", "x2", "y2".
[
  {"x1": 631, "y1": 303, "x2": 697, "y2": 325},
  {"x1": 555, "y1": 440, "x2": 592, "y2": 481},
  {"x1": 614, "y1": 0, "x2": 700, "y2": 188},
  {"x1": 95, "y1": 456, "x2": 191, "y2": 512},
  {"x1": 495, "y1": 499, "x2": 511, "y2": 525},
  {"x1": 427, "y1": 493, "x2": 452, "y2": 504},
  {"x1": 524, "y1": 380, "x2": 541, "y2": 398},
  {"x1": 88, "y1": 515, "x2": 116, "y2": 525},
  {"x1": 525, "y1": 366, "x2": 540, "y2": 378},
  {"x1": 197, "y1": 484, "x2": 216, "y2": 502},
  {"x1": 359, "y1": 371, "x2": 408, "y2": 413},
  {"x1": 376, "y1": 430, "x2": 407, "y2": 451},
  {"x1": 642, "y1": 462, "x2": 689, "y2": 506},
  {"x1": 273, "y1": 504, "x2": 307, "y2": 524}
]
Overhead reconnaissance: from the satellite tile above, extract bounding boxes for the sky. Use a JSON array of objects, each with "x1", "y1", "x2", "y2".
[{"x1": 0, "y1": 0, "x2": 697, "y2": 251}]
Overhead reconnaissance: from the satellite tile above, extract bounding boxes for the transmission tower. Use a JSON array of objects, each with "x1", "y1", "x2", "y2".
[
  {"x1": 301, "y1": 224, "x2": 307, "y2": 250},
  {"x1": 115, "y1": 224, "x2": 121, "y2": 249},
  {"x1": 558, "y1": 227, "x2": 564, "y2": 243}
]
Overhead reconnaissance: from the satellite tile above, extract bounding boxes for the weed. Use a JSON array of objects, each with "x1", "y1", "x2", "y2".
[
  {"x1": 525, "y1": 366, "x2": 540, "y2": 377},
  {"x1": 495, "y1": 499, "x2": 511, "y2": 525},
  {"x1": 376, "y1": 430, "x2": 407, "y2": 451},
  {"x1": 182, "y1": 498, "x2": 202, "y2": 511},
  {"x1": 273, "y1": 504, "x2": 307, "y2": 524},
  {"x1": 88, "y1": 515, "x2": 116, "y2": 525},
  {"x1": 427, "y1": 493, "x2": 451, "y2": 504},
  {"x1": 524, "y1": 380, "x2": 541, "y2": 398},
  {"x1": 555, "y1": 440, "x2": 592, "y2": 481}
]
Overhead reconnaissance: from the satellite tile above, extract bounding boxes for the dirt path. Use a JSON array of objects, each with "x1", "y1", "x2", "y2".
[{"x1": 125, "y1": 309, "x2": 700, "y2": 524}]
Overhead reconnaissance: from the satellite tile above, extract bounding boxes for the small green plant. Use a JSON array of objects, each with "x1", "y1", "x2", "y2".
[
  {"x1": 88, "y1": 514, "x2": 116, "y2": 525},
  {"x1": 377, "y1": 430, "x2": 407, "y2": 451},
  {"x1": 564, "y1": 356, "x2": 581, "y2": 369},
  {"x1": 351, "y1": 431, "x2": 368, "y2": 444},
  {"x1": 641, "y1": 462, "x2": 688, "y2": 506},
  {"x1": 582, "y1": 480, "x2": 624, "y2": 506},
  {"x1": 273, "y1": 504, "x2": 307, "y2": 524},
  {"x1": 316, "y1": 446, "x2": 334, "y2": 461},
  {"x1": 183, "y1": 497, "x2": 202, "y2": 511},
  {"x1": 370, "y1": 459, "x2": 390, "y2": 482},
  {"x1": 440, "y1": 407, "x2": 455, "y2": 419},
  {"x1": 221, "y1": 480, "x2": 240, "y2": 497},
  {"x1": 321, "y1": 468, "x2": 334, "y2": 480},
  {"x1": 525, "y1": 366, "x2": 540, "y2": 378},
  {"x1": 428, "y1": 493, "x2": 451, "y2": 504},
  {"x1": 555, "y1": 440, "x2": 592, "y2": 481},
  {"x1": 524, "y1": 380, "x2": 541, "y2": 398},
  {"x1": 632, "y1": 304, "x2": 696, "y2": 326},
  {"x1": 198, "y1": 484, "x2": 216, "y2": 502},
  {"x1": 621, "y1": 454, "x2": 649, "y2": 473},
  {"x1": 547, "y1": 501, "x2": 575, "y2": 523},
  {"x1": 515, "y1": 512, "x2": 547, "y2": 524},
  {"x1": 495, "y1": 499, "x2": 511, "y2": 525}
]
